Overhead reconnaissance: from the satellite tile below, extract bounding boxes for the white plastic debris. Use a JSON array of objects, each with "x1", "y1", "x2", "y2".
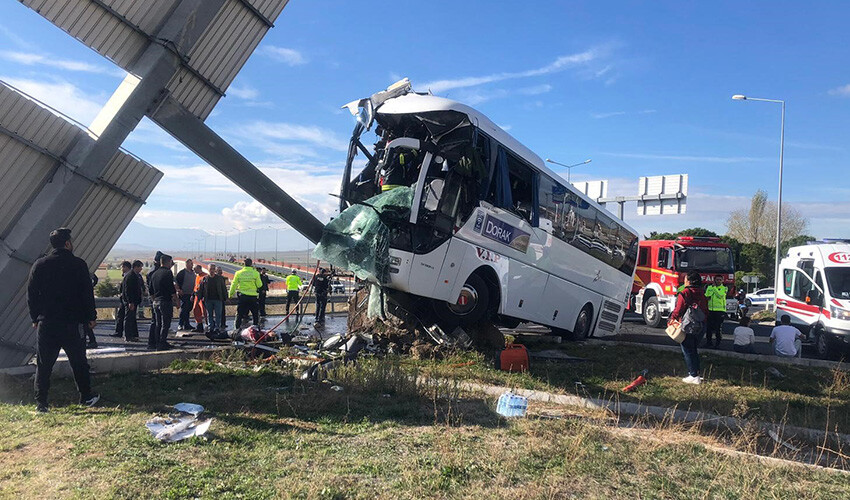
[
  {"x1": 172, "y1": 403, "x2": 204, "y2": 416},
  {"x1": 330, "y1": 385, "x2": 344, "y2": 392},
  {"x1": 146, "y1": 403, "x2": 212, "y2": 442},
  {"x1": 146, "y1": 415, "x2": 212, "y2": 442},
  {"x1": 767, "y1": 429, "x2": 801, "y2": 452}
]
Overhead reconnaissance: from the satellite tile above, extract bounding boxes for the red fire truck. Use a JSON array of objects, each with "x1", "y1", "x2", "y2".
[{"x1": 632, "y1": 236, "x2": 738, "y2": 327}]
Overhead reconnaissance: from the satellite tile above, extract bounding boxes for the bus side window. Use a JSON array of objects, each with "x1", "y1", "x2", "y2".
[{"x1": 505, "y1": 151, "x2": 537, "y2": 224}]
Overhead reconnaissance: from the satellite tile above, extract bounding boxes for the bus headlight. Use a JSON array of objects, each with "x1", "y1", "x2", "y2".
[{"x1": 830, "y1": 305, "x2": 850, "y2": 321}]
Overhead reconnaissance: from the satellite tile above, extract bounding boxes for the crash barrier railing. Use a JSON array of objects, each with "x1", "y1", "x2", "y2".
[{"x1": 94, "y1": 293, "x2": 352, "y2": 317}]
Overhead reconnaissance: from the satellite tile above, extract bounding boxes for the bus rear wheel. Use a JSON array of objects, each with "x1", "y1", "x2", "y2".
[{"x1": 433, "y1": 274, "x2": 490, "y2": 327}]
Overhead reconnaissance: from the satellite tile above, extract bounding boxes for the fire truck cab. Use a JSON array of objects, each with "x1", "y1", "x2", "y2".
[{"x1": 632, "y1": 237, "x2": 737, "y2": 327}]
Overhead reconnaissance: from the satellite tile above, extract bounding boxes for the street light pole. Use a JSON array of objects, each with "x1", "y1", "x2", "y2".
[
  {"x1": 545, "y1": 158, "x2": 592, "y2": 182},
  {"x1": 253, "y1": 228, "x2": 258, "y2": 261},
  {"x1": 732, "y1": 95, "x2": 785, "y2": 301}
]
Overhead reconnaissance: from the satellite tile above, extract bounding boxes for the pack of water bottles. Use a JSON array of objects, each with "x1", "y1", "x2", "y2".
[{"x1": 496, "y1": 392, "x2": 528, "y2": 418}]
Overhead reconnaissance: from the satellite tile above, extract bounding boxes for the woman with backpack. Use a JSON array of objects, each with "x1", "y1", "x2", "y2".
[{"x1": 669, "y1": 271, "x2": 709, "y2": 385}]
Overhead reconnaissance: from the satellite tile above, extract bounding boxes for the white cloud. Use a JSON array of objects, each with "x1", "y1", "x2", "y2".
[
  {"x1": 600, "y1": 152, "x2": 767, "y2": 163},
  {"x1": 262, "y1": 46, "x2": 306, "y2": 66},
  {"x1": 517, "y1": 84, "x2": 553, "y2": 95},
  {"x1": 228, "y1": 84, "x2": 260, "y2": 100},
  {"x1": 0, "y1": 76, "x2": 106, "y2": 125},
  {"x1": 591, "y1": 111, "x2": 627, "y2": 119},
  {"x1": 0, "y1": 24, "x2": 33, "y2": 49},
  {"x1": 0, "y1": 50, "x2": 124, "y2": 77},
  {"x1": 828, "y1": 84, "x2": 850, "y2": 97},
  {"x1": 590, "y1": 109, "x2": 656, "y2": 119},
  {"x1": 231, "y1": 121, "x2": 349, "y2": 157},
  {"x1": 421, "y1": 46, "x2": 606, "y2": 93}
]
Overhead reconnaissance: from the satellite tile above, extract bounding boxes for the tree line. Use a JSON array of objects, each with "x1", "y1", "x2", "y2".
[{"x1": 646, "y1": 190, "x2": 813, "y2": 289}]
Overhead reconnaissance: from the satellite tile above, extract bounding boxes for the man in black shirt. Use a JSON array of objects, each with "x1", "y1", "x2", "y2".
[
  {"x1": 259, "y1": 268, "x2": 270, "y2": 318},
  {"x1": 148, "y1": 254, "x2": 178, "y2": 350},
  {"x1": 27, "y1": 227, "x2": 99, "y2": 412},
  {"x1": 121, "y1": 260, "x2": 144, "y2": 341},
  {"x1": 313, "y1": 268, "x2": 331, "y2": 324},
  {"x1": 146, "y1": 251, "x2": 162, "y2": 341},
  {"x1": 110, "y1": 261, "x2": 132, "y2": 339}
]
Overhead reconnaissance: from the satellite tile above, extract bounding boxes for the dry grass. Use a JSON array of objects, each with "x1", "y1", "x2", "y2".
[{"x1": 1, "y1": 353, "x2": 849, "y2": 499}]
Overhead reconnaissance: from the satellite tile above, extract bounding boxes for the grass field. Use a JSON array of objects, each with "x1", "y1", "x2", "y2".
[
  {"x1": 416, "y1": 342, "x2": 850, "y2": 435},
  {"x1": 1, "y1": 350, "x2": 849, "y2": 499}
]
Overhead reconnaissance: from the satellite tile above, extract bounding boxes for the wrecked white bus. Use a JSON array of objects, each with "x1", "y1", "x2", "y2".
[{"x1": 316, "y1": 80, "x2": 638, "y2": 339}]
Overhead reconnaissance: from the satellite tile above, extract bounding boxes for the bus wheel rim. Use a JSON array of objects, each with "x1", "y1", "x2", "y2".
[{"x1": 448, "y1": 286, "x2": 478, "y2": 315}]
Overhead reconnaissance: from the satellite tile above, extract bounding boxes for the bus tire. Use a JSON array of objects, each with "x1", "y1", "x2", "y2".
[
  {"x1": 572, "y1": 305, "x2": 593, "y2": 340},
  {"x1": 433, "y1": 274, "x2": 490, "y2": 327},
  {"x1": 643, "y1": 296, "x2": 662, "y2": 328},
  {"x1": 561, "y1": 305, "x2": 593, "y2": 341}
]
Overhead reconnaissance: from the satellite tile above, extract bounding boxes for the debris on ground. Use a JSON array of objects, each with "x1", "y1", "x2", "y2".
[
  {"x1": 766, "y1": 367, "x2": 786, "y2": 379},
  {"x1": 622, "y1": 370, "x2": 649, "y2": 393},
  {"x1": 529, "y1": 350, "x2": 587, "y2": 362},
  {"x1": 146, "y1": 403, "x2": 212, "y2": 442},
  {"x1": 496, "y1": 392, "x2": 528, "y2": 418},
  {"x1": 768, "y1": 429, "x2": 801, "y2": 452}
]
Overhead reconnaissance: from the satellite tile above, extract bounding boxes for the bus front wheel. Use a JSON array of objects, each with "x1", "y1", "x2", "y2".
[{"x1": 433, "y1": 274, "x2": 490, "y2": 326}]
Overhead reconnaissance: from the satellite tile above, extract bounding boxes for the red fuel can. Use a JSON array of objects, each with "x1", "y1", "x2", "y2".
[{"x1": 498, "y1": 344, "x2": 529, "y2": 372}]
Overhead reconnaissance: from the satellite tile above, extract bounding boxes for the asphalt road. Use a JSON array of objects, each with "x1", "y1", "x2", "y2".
[{"x1": 612, "y1": 312, "x2": 823, "y2": 358}]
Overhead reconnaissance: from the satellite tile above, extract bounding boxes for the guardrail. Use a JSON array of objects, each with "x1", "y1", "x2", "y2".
[{"x1": 95, "y1": 293, "x2": 353, "y2": 316}]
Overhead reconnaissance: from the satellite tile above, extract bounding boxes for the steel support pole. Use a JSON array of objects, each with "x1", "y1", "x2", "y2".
[
  {"x1": 150, "y1": 96, "x2": 325, "y2": 244},
  {"x1": 0, "y1": 0, "x2": 226, "y2": 316},
  {"x1": 774, "y1": 101, "x2": 785, "y2": 302}
]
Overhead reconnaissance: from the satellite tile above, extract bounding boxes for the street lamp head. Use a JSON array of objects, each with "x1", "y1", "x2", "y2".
[
  {"x1": 732, "y1": 94, "x2": 747, "y2": 100},
  {"x1": 582, "y1": 159, "x2": 592, "y2": 165},
  {"x1": 545, "y1": 158, "x2": 554, "y2": 163}
]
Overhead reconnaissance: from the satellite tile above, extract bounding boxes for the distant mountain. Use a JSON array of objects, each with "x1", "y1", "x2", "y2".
[{"x1": 110, "y1": 221, "x2": 312, "y2": 258}]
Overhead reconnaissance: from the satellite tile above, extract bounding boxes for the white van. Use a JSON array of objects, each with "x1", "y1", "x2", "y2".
[{"x1": 776, "y1": 241, "x2": 850, "y2": 358}]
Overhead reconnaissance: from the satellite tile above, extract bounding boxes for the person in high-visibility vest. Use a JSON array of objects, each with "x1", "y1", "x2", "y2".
[
  {"x1": 704, "y1": 275, "x2": 728, "y2": 348},
  {"x1": 228, "y1": 258, "x2": 262, "y2": 329},
  {"x1": 285, "y1": 270, "x2": 303, "y2": 316}
]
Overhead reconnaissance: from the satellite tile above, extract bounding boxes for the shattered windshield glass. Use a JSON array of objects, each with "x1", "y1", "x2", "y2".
[{"x1": 314, "y1": 187, "x2": 414, "y2": 283}]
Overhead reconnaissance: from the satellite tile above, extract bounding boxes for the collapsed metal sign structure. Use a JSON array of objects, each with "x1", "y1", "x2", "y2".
[{"x1": 0, "y1": 0, "x2": 323, "y2": 368}]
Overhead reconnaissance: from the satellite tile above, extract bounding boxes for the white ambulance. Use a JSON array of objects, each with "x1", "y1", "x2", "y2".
[{"x1": 776, "y1": 241, "x2": 850, "y2": 359}]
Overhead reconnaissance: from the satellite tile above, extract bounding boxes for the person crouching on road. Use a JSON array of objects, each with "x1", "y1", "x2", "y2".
[
  {"x1": 285, "y1": 269, "x2": 302, "y2": 316},
  {"x1": 770, "y1": 314, "x2": 804, "y2": 358},
  {"x1": 704, "y1": 275, "x2": 728, "y2": 349},
  {"x1": 148, "y1": 253, "x2": 178, "y2": 350},
  {"x1": 229, "y1": 258, "x2": 262, "y2": 330},
  {"x1": 732, "y1": 316, "x2": 756, "y2": 354},
  {"x1": 119, "y1": 260, "x2": 144, "y2": 341},
  {"x1": 668, "y1": 271, "x2": 709, "y2": 385},
  {"x1": 27, "y1": 227, "x2": 100, "y2": 412}
]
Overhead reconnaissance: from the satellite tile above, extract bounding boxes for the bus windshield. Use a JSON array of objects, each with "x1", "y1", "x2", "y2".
[
  {"x1": 675, "y1": 246, "x2": 734, "y2": 273},
  {"x1": 825, "y1": 268, "x2": 850, "y2": 299}
]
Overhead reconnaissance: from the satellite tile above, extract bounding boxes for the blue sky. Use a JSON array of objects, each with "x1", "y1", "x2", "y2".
[{"x1": 1, "y1": 1, "x2": 848, "y2": 251}]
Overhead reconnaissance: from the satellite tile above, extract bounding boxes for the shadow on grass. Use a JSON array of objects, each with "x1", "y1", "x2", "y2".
[{"x1": 0, "y1": 362, "x2": 501, "y2": 431}]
